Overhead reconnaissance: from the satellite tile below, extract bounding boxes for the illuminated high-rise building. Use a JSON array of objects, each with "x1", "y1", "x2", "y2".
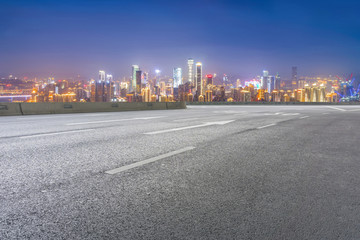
[
  {"x1": 173, "y1": 68, "x2": 182, "y2": 88},
  {"x1": 298, "y1": 77, "x2": 305, "y2": 89},
  {"x1": 267, "y1": 76, "x2": 275, "y2": 93},
  {"x1": 257, "y1": 89, "x2": 265, "y2": 101},
  {"x1": 304, "y1": 84, "x2": 311, "y2": 102},
  {"x1": 275, "y1": 73, "x2": 281, "y2": 90},
  {"x1": 143, "y1": 72, "x2": 149, "y2": 85},
  {"x1": 261, "y1": 70, "x2": 268, "y2": 89},
  {"x1": 142, "y1": 87, "x2": 151, "y2": 102},
  {"x1": 236, "y1": 79, "x2": 241, "y2": 88},
  {"x1": 223, "y1": 74, "x2": 229, "y2": 83},
  {"x1": 206, "y1": 74, "x2": 213, "y2": 86},
  {"x1": 195, "y1": 62, "x2": 202, "y2": 96},
  {"x1": 131, "y1": 65, "x2": 140, "y2": 92},
  {"x1": 160, "y1": 81, "x2": 166, "y2": 95},
  {"x1": 292, "y1": 66, "x2": 298, "y2": 82},
  {"x1": 155, "y1": 69, "x2": 161, "y2": 86},
  {"x1": 106, "y1": 74, "x2": 113, "y2": 82},
  {"x1": 90, "y1": 79, "x2": 96, "y2": 102},
  {"x1": 240, "y1": 90, "x2": 251, "y2": 102},
  {"x1": 292, "y1": 66, "x2": 298, "y2": 89},
  {"x1": 231, "y1": 88, "x2": 240, "y2": 102},
  {"x1": 187, "y1": 58, "x2": 194, "y2": 83},
  {"x1": 205, "y1": 90, "x2": 213, "y2": 102},
  {"x1": 94, "y1": 70, "x2": 114, "y2": 102},
  {"x1": 319, "y1": 84, "x2": 326, "y2": 102},
  {"x1": 136, "y1": 70, "x2": 142, "y2": 94},
  {"x1": 99, "y1": 70, "x2": 106, "y2": 82}
]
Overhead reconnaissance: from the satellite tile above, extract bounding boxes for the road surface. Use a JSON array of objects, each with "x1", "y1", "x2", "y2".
[{"x1": 1, "y1": 105, "x2": 360, "y2": 239}]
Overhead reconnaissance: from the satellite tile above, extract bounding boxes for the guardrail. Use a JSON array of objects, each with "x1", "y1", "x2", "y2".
[{"x1": 0, "y1": 102, "x2": 186, "y2": 116}]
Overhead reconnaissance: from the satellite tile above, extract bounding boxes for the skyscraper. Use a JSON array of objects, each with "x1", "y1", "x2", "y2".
[
  {"x1": 187, "y1": 58, "x2": 194, "y2": 83},
  {"x1": 292, "y1": 67, "x2": 297, "y2": 81},
  {"x1": 106, "y1": 74, "x2": 113, "y2": 82},
  {"x1": 195, "y1": 62, "x2": 202, "y2": 96},
  {"x1": 267, "y1": 76, "x2": 275, "y2": 93},
  {"x1": 173, "y1": 68, "x2": 182, "y2": 88},
  {"x1": 275, "y1": 73, "x2": 281, "y2": 90},
  {"x1": 155, "y1": 69, "x2": 161, "y2": 86},
  {"x1": 143, "y1": 72, "x2": 149, "y2": 85},
  {"x1": 131, "y1": 65, "x2": 140, "y2": 92},
  {"x1": 99, "y1": 70, "x2": 106, "y2": 82},
  {"x1": 292, "y1": 66, "x2": 298, "y2": 89},
  {"x1": 94, "y1": 70, "x2": 114, "y2": 102},
  {"x1": 261, "y1": 70, "x2": 269, "y2": 90},
  {"x1": 206, "y1": 74, "x2": 213, "y2": 86},
  {"x1": 136, "y1": 70, "x2": 142, "y2": 94}
]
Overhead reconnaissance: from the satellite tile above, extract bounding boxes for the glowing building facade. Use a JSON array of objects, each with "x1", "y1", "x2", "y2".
[
  {"x1": 173, "y1": 68, "x2": 182, "y2": 88},
  {"x1": 131, "y1": 65, "x2": 140, "y2": 92},
  {"x1": 187, "y1": 59, "x2": 194, "y2": 83},
  {"x1": 195, "y1": 62, "x2": 202, "y2": 96}
]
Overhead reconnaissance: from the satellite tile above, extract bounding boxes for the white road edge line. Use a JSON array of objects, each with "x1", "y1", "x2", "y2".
[
  {"x1": 105, "y1": 146, "x2": 196, "y2": 175},
  {"x1": 257, "y1": 123, "x2": 276, "y2": 129},
  {"x1": 66, "y1": 116, "x2": 165, "y2": 126},
  {"x1": 19, "y1": 129, "x2": 95, "y2": 139},
  {"x1": 326, "y1": 106, "x2": 347, "y2": 112},
  {"x1": 299, "y1": 116, "x2": 310, "y2": 119}
]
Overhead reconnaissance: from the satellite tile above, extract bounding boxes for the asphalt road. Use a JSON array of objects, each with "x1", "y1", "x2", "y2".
[{"x1": 1, "y1": 105, "x2": 360, "y2": 239}]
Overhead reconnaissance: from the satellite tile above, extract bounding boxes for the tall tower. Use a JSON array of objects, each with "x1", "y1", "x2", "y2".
[
  {"x1": 292, "y1": 66, "x2": 298, "y2": 89},
  {"x1": 292, "y1": 67, "x2": 297, "y2": 81},
  {"x1": 136, "y1": 70, "x2": 142, "y2": 94},
  {"x1": 173, "y1": 68, "x2": 182, "y2": 88},
  {"x1": 99, "y1": 70, "x2": 106, "y2": 82},
  {"x1": 187, "y1": 58, "x2": 194, "y2": 83},
  {"x1": 275, "y1": 73, "x2": 281, "y2": 90},
  {"x1": 96, "y1": 71, "x2": 106, "y2": 102},
  {"x1": 106, "y1": 74, "x2": 113, "y2": 82},
  {"x1": 143, "y1": 72, "x2": 149, "y2": 85},
  {"x1": 267, "y1": 76, "x2": 275, "y2": 93},
  {"x1": 195, "y1": 62, "x2": 202, "y2": 96},
  {"x1": 206, "y1": 74, "x2": 213, "y2": 86},
  {"x1": 131, "y1": 65, "x2": 140, "y2": 92},
  {"x1": 261, "y1": 70, "x2": 269, "y2": 90}
]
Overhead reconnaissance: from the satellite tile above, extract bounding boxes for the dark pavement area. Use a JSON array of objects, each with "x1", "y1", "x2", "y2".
[{"x1": 1, "y1": 105, "x2": 360, "y2": 239}]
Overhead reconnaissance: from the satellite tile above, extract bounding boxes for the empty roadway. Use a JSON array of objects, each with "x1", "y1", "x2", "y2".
[{"x1": 0, "y1": 105, "x2": 359, "y2": 239}]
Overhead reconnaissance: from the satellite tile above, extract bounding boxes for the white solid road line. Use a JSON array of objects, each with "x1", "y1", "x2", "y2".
[
  {"x1": 105, "y1": 146, "x2": 196, "y2": 174},
  {"x1": 66, "y1": 116, "x2": 164, "y2": 126},
  {"x1": 299, "y1": 116, "x2": 310, "y2": 119},
  {"x1": 19, "y1": 129, "x2": 94, "y2": 139},
  {"x1": 257, "y1": 123, "x2": 276, "y2": 129},
  {"x1": 326, "y1": 106, "x2": 347, "y2": 112},
  {"x1": 144, "y1": 120, "x2": 235, "y2": 135}
]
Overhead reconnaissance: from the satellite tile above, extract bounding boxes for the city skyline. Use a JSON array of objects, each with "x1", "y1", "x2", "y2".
[{"x1": 1, "y1": 0, "x2": 360, "y2": 78}]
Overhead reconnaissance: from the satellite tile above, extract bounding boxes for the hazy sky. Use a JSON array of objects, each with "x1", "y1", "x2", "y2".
[{"x1": 1, "y1": 0, "x2": 360, "y2": 79}]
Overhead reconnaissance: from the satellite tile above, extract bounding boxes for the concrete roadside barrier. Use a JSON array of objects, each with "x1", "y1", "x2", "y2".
[
  {"x1": 0, "y1": 102, "x2": 187, "y2": 116},
  {"x1": 0, "y1": 103, "x2": 23, "y2": 116}
]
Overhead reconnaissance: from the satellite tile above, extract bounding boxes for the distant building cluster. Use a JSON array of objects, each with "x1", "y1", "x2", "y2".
[{"x1": 0, "y1": 62, "x2": 359, "y2": 103}]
